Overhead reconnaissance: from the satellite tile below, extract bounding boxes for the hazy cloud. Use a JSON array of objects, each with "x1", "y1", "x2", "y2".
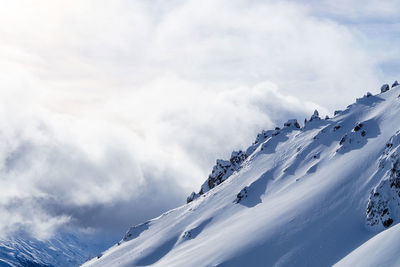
[
  {"x1": 0, "y1": 0, "x2": 397, "y2": 239},
  {"x1": 0, "y1": 74, "x2": 315, "y2": 238}
]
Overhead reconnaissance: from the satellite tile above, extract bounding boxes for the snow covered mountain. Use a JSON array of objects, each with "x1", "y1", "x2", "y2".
[
  {"x1": 0, "y1": 231, "x2": 105, "y2": 267},
  {"x1": 83, "y1": 82, "x2": 400, "y2": 267}
]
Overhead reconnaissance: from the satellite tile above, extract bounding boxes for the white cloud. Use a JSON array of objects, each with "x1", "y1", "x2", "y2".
[
  {"x1": 0, "y1": 0, "x2": 396, "y2": 238},
  {"x1": 0, "y1": 71, "x2": 316, "y2": 237}
]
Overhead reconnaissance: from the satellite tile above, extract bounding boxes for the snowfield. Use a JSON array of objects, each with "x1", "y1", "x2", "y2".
[{"x1": 83, "y1": 83, "x2": 400, "y2": 267}]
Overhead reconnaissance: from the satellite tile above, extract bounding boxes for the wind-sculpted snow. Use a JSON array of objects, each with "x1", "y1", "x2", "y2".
[
  {"x1": 187, "y1": 119, "x2": 302, "y2": 203},
  {"x1": 83, "y1": 82, "x2": 400, "y2": 267},
  {"x1": 179, "y1": 218, "x2": 213, "y2": 242},
  {"x1": 234, "y1": 169, "x2": 275, "y2": 207},
  {"x1": 121, "y1": 222, "x2": 150, "y2": 243},
  {"x1": 336, "y1": 119, "x2": 381, "y2": 154}
]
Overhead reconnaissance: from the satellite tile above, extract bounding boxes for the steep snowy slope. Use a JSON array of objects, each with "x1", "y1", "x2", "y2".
[{"x1": 84, "y1": 82, "x2": 400, "y2": 267}]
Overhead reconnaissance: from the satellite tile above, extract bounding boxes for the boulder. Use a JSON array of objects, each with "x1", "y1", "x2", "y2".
[
  {"x1": 380, "y1": 84, "x2": 390, "y2": 93},
  {"x1": 353, "y1": 122, "x2": 363, "y2": 132},
  {"x1": 187, "y1": 192, "x2": 198, "y2": 203},
  {"x1": 235, "y1": 187, "x2": 248, "y2": 203}
]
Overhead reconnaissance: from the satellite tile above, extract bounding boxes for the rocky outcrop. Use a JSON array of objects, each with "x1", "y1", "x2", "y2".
[
  {"x1": 187, "y1": 150, "x2": 247, "y2": 203},
  {"x1": 367, "y1": 131, "x2": 400, "y2": 228},
  {"x1": 235, "y1": 187, "x2": 248, "y2": 203},
  {"x1": 187, "y1": 119, "x2": 302, "y2": 203},
  {"x1": 381, "y1": 84, "x2": 390, "y2": 93},
  {"x1": 310, "y1": 110, "x2": 320, "y2": 122},
  {"x1": 284, "y1": 119, "x2": 301, "y2": 129},
  {"x1": 336, "y1": 121, "x2": 370, "y2": 153},
  {"x1": 334, "y1": 110, "x2": 343, "y2": 116}
]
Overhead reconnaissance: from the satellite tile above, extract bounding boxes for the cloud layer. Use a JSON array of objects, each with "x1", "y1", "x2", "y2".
[
  {"x1": 0, "y1": 74, "x2": 315, "y2": 239},
  {"x1": 0, "y1": 0, "x2": 397, "y2": 239}
]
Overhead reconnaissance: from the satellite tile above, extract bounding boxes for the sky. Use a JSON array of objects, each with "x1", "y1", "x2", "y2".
[{"x1": 0, "y1": 0, "x2": 399, "y2": 242}]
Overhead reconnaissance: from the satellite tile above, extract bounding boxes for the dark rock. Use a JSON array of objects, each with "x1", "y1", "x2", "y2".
[
  {"x1": 339, "y1": 135, "x2": 347, "y2": 145},
  {"x1": 253, "y1": 130, "x2": 271, "y2": 145},
  {"x1": 381, "y1": 84, "x2": 390, "y2": 93},
  {"x1": 383, "y1": 218, "x2": 393, "y2": 228},
  {"x1": 353, "y1": 122, "x2": 363, "y2": 132},
  {"x1": 187, "y1": 192, "x2": 198, "y2": 203},
  {"x1": 382, "y1": 208, "x2": 389, "y2": 216},
  {"x1": 230, "y1": 150, "x2": 247, "y2": 165},
  {"x1": 235, "y1": 187, "x2": 248, "y2": 203},
  {"x1": 284, "y1": 119, "x2": 300, "y2": 129},
  {"x1": 272, "y1": 129, "x2": 280, "y2": 136},
  {"x1": 309, "y1": 110, "x2": 320, "y2": 122},
  {"x1": 187, "y1": 150, "x2": 248, "y2": 202},
  {"x1": 367, "y1": 135, "x2": 400, "y2": 229},
  {"x1": 334, "y1": 110, "x2": 342, "y2": 116}
]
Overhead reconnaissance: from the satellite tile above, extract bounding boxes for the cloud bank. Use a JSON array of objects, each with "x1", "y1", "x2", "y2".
[
  {"x1": 0, "y1": 74, "x2": 316, "y2": 239},
  {"x1": 0, "y1": 0, "x2": 397, "y2": 239}
]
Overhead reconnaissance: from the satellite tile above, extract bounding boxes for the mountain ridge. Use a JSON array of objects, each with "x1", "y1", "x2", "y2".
[{"x1": 83, "y1": 81, "x2": 400, "y2": 267}]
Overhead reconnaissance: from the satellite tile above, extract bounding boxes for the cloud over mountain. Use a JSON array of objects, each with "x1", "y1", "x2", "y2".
[{"x1": 0, "y1": 0, "x2": 397, "y2": 239}]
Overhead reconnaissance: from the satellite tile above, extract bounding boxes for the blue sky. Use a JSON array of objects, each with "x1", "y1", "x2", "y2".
[{"x1": 0, "y1": 0, "x2": 398, "y2": 241}]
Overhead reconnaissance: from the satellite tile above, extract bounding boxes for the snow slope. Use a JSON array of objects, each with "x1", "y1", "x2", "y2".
[
  {"x1": 334, "y1": 223, "x2": 400, "y2": 267},
  {"x1": 84, "y1": 82, "x2": 400, "y2": 267}
]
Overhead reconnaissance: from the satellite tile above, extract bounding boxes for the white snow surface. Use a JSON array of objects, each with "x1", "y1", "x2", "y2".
[
  {"x1": 83, "y1": 85, "x2": 400, "y2": 267},
  {"x1": 335, "y1": 223, "x2": 400, "y2": 267}
]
